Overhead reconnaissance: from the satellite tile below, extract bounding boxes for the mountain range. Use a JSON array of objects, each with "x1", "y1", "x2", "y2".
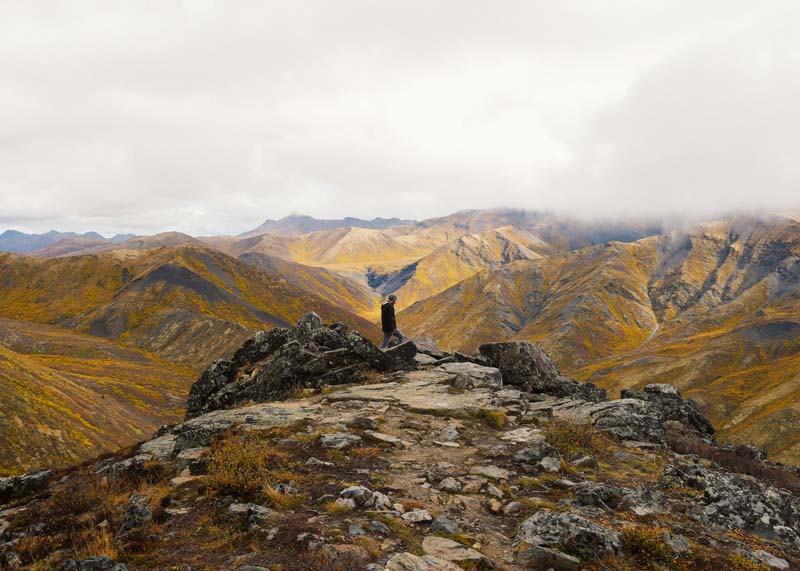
[{"x1": 2, "y1": 209, "x2": 800, "y2": 472}]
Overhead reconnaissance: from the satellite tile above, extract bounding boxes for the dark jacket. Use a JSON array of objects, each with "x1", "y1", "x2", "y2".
[{"x1": 381, "y1": 302, "x2": 396, "y2": 333}]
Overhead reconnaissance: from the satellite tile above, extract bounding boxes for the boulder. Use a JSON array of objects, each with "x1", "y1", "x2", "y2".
[
  {"x1": 478, "y1": 341, "x2": 605, "y2": 401},
  {"x1": 0, "y1": 470, "x2": 53, "y2": 504},
  {"x1": 412, "y1": 336, "x2": 446, "y2": 358},
  {"x1": 384, "y1": 341, "x2": 418, "y2": 370},
  {"x1": 621, "y1": 384, "x2": 715, "y2": 437},
  {"x1": 514, "y1": 545, "x2": 581, "y2": 571},
  {"x1": 516, "y1": 510, "x2": 621, "y2": 561},
  {"x1": 573, "y1": 481, "x2": 627, "y2": 510}
]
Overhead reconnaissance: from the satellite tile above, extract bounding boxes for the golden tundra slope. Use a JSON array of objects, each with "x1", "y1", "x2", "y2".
[
  {"x1": 0, "y1": 318, "x2": 194, "y2": 475},
  {"x1": 401, "y1": 215, "x2": 800, "y2": 464},
  {"x1": 219, "y1": 209, "x2": 659, "y2": 315},
  {"x1": 0, "y1": 244, "x2": 382, "y2": 367}
]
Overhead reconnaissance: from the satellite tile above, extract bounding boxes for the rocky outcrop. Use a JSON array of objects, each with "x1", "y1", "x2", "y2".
[
  {"x1": 662, "y1": 462, "x2": 800, "y2": 549},
  {"x1": 186, "y1": 313, "x2": 416, "y2": 418},
  {"x1": 515, "y1": 510, "x2": 621, "y2": 563},
  {"x1": 621, "y1": 383, "x2": 715, "y2": 437},
  {"x1": 0, "y1": 470, "x2": 52, "y2": 504},
  {"x1": 479, "y1": 341, "x2": 605, "y2": 401}
]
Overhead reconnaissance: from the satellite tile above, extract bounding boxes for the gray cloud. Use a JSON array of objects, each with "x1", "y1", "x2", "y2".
[{"x1": 1, "y1": 1, "x2": 799, "y2": 235}]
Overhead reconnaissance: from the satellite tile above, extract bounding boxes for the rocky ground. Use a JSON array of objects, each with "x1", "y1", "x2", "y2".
[{"x1": 1, "y1": 314, "x2": 799, "y2": 570}]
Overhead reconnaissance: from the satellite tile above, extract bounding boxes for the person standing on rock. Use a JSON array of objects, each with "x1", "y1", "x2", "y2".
[{"x1": 380, "y1": 294, "x2": 405, "y2": 349}]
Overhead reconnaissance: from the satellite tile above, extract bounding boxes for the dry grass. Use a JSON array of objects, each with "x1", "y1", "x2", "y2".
[
  {"x1": 620, "y1": 527, "x2": 674, "y2": 569},
  {"x1": 544, "y1": 420, "x2": 615, "y2": 460},
  {"x1": 478, "y1": 408, "x2": 507, "y2": 429},
  {"x1": 205, "y1": 430, "x2": 292, "y2": 500},
  {"x1": 325, "y1": 500, "x2": 352, "y2": 515}
]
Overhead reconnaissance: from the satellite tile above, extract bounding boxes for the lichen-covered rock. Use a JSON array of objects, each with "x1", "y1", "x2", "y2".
[
  {"x1": 118, "y1": 494, "x2": 152, "y2": 534},
  {"x1": 185, "y1": 314, "x2": 394, "y2": 418},
  {"x1": 478, "y1": 341, "x2": 605, "y2": 401},
  {"x1": 384, "y1": 340, "x2": 418, "y2": 370},
  {"x1": 573, "y1": 481, "x2": 627, "y2": 510},
  {"x1": 578, "y1": 399, "x2": 666, "y2": 443},
  {"x1": 662, "y1": 463, "x2": 800, "y2": 549},
  {"x1": 185, "y1": 359, "x2": 237, "y2": 419},
  {"x1": 516, "y1": 510, "x2": 621, "y2": 561},
  {"x1": 621, "y1": 384, "x2": 715, "y2": 437},
  {"x1": 0, "y1": 470, "x2": 52, "y2": 504}
]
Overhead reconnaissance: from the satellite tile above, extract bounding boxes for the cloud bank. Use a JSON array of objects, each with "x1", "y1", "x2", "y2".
[{"x1": 1, "y1": 1, "x2": 799, "y2": 235}]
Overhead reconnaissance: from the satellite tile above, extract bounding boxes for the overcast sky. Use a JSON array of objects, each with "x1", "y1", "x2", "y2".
[{"x1": 1, "y1": 1, "x2": 799, "y2": 235}]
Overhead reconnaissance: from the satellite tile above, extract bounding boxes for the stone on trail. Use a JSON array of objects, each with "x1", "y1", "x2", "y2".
[
  {"x1": 385, "y1": 553, "x2": 463, "y2": 571},
  {"x1": 436, "y1": 362, "x2": 502, "y2": 389},
  {"x1": 422, "y1": 536, "x2": 493, "y2": 570},
  {"x1": 320, "y1": 432, "x2": 362, "y2": 449}
]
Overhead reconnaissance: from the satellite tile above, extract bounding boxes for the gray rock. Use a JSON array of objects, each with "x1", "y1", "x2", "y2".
[
  {"x1": 118, "y1": 494, "x2": 152, "y2": 534},
  {"x1": 305, "y1": 457, "x2": 334, "y2": 467},
  {"x1": 662, "y1": 532, "x2": 691, "y2": 555},
  {"x1": 437, "y1": 362, "x2": 502, "y2": 389},
  {"x1": 516, "y1": 510, "x2": 621, "y2": 560},
  {"x1": 422, "y1": 536, "x2": 493, "y2": 570},
  {"x1": 513, "y1": 441, "x2": 557, "y2": 464},
  {"x1": 573, "y1": 482, "x2": 626, "y2": 510},
  {"x1": 321, "y1": 433, "x2": 362, "y2": 449},
  {"x1": 415, "y1": 353, "x2": 438, "y2": 365},
  {"x1": 348, "y1": 416, "x2": 379, "y2": 431},
  {"x1": 0, "y1": 470, "x2": 53, "y2": 503},
  {"x1": 438, "y1": 478, "x2": 462, "y2": 493},
  {"x1": 384, "y1": 340, "x2": 418, "y2": 370},
  {"x1": 339, "y1": 485, "x2": 372, "y2": 505},
  {"x1": 503, "y1": 501, "x2": 523, "y2": 515},
  {"x1": 348, "y1": 523, "x2": 366, "y2": 536},
  {"x1": 60, "y1": 557, "x2": 128, "y2": 571},
  {"x1": 538, "y1": 456, "x2": 562, "y2": 473},
  {"x1": 621, "y1": 384, "x2": 715, "y2": 437},
  {"x1": 185, "y1": 314, "x2": 393, "y2": 418},
  {"x1": 478, "y1": 341, "x2": 605, "y2": 401},
  {"x1": 411, "y1": 336, "x2": 446, "y2": 359},
  {"x1": 751, "y1": 549, "x2": 790, "y2": 570},
  {"x1": 662, "y1": 463, "x2": 800, "y2": 549},
  {"x1": 370, "y1": 520, "x2": 391, "y2": 535},
  {"x1": 439, "y1": 425, "x2": 461, "y2": 442},
  {"x1": 514, "y1": 545, "x2": 581, "y2": 571},
  {"x1": 431, "y1": 516, "x2": 460, "y2": 535},
  {"x1": 571, "y1": 455, "x2": 598, "y2": 469},
  {"x1": 402, "y1": 509, "x2": 433, "y2": 523}
]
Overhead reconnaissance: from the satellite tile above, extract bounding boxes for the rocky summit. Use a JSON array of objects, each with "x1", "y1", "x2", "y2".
[{"x1": 1, "y1": 314, "x2": 799, "y2": 570}]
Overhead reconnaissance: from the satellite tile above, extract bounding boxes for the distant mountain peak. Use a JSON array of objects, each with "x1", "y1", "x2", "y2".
[{"x1": 240, "y1": 213, "x2": 417, "y2": 238}]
